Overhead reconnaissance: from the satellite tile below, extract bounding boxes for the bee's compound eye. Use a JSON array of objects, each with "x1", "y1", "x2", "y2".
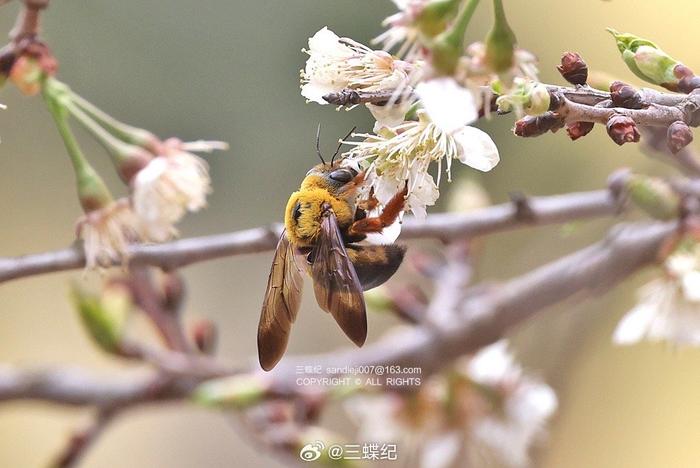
[{"x1": 329, "y1": 169, "x2": 353, "y2": 183}]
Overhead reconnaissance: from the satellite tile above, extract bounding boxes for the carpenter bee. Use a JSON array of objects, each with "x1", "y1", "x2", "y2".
[{"x1": 257, "y1": 128, "x2": 407, "y2": 371}]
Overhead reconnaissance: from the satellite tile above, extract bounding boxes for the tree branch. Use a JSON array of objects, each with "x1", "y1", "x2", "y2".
[
  {"x1": 0, "y1": 189, "x2": 620, "y2": 284},
  {"x1": 0, "y1": 221, "x2": 674, "y2": 407}
]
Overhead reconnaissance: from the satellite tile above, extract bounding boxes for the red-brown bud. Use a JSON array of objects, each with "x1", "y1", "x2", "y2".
[
  {"x1": 606, "y1": 115, "x2": 640, "y2": 145},
  {"x1": 557, "y1": 52, "x2": 588, "y2": 85},
  {"x1": 666, "y1": 120, "x2": 693, "y2": 154},
  {"x1": 610, "y1": 81, "x2": 645, "y2": 109},
  {"x1": 565, "y1": 121, "x2": 595, "y2": 140},
  {"x1": 191, "y1": 318, "x2": 218, "y2": 354},
  {"x1": 514, "y1": 113, "x2": 565, "y2": 137},
  {"x1": 675, "y1": 65, "x2": 700, "y2": 94}
]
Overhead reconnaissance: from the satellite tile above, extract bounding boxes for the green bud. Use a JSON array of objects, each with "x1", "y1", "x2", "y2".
[
  {"x1": 485, "y1": 0, "x2": 516, "y2": 73},
  {"x1": 415, "y1": 0, "x2": 461, "y2": 38},
  {"x1": 607, "y1": 29, "x2": 681, "y2": 88},
  {"x1": 193, "y1": 374, "x2": 270, "y2": 409},
  {"x1": 625, "y1": 175, "x2": 680, "y2": 220},
  {"x1": 71, "y1": 283, "x2": 130, "y2": 354},
  {"x1": 43, "y1": 78, "x2": 115, "y2": 212},
  {"x1": 429, "y1": 0, "x2": 480, "y2": 75}
]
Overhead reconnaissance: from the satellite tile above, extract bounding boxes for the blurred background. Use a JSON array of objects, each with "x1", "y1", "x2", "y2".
[{"x1": 1, "y1": 1, "x2": 699, "y2": 466}]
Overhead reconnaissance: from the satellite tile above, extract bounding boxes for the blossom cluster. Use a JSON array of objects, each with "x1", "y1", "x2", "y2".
[
  {"x1": 345, "y1": 341, "x2": 557, "y2": 468},
  {"x1": 299, "y1": 0, "x2": 541, "y2": 219},
  {"x1": 36, "y1": 77, "x2": 228, "y2": 270},
  {"x1": 79, "y1": 137, "x2": 227, "y2": 269}
]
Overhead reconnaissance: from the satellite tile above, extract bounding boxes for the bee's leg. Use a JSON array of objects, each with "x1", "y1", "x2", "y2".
[
  {"x1": 356, "y1": 188, "x2": 379, "y2": 213},
  {"x1": 348, "y1": 184, "x2": 407, "y2": 237}
]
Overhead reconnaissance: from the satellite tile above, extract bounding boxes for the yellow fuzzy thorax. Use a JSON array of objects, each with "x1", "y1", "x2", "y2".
[{"x1": 284, "y1": 175, "x2": 354, "y2": 247}]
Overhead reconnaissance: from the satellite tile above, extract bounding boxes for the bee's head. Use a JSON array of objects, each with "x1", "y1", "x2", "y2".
[
  {"x1": 303, "y1": 125, "x2": 363, "y2": 196},
  {"x1": 303, "y1": 161, "x2": 363, "y2": 196}
]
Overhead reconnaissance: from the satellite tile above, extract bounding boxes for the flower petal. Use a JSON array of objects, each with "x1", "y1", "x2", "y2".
[
  {"x1": 613, "y1": 302, "x2": 657, "y2": 345},
  {"x1": 453, "y1": 126, "x2": 499, "y2": 172},
  {"x1": 367, "y1": 101, "x2": 411, "y2": 131},
  {"x1": 416, "y1": 77, "x2": 478, "y2": 133}
]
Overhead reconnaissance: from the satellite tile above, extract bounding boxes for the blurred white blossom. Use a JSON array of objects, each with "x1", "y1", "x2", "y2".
[
  {"x1": 614, "y1": 246, "x2": 700, "y2": 346},
  {"x1": 77, "y1": 198, "x2": 143, "y2": 270},
  {"x1": 447, "y1": 178, "x2": 491, "y2": 213},
  {"x1": 344, "y1": 110, "x2": 498, "y2": 218},
  {"x1": 345, "y1": 341, "x2": 557, "y2": 468},
  {"x1": 374, "y1": 0, "x2": 431, "y2": 58},
  {"x1": 133, "y1": 138, "x2": 226, "y2": 242},
  {"x1": 465, "y1": 341, "x2": 558, "y2": 468}
]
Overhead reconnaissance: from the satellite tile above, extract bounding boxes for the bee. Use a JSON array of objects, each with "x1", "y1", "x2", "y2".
[{"x1": 257, "y1": 128, "x2": 407, "y2": 371}]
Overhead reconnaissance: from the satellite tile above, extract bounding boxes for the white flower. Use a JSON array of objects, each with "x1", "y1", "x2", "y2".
[
  {"x1": 301, "y1": 27, "x2": 414, "y2": 105},
  {"x1": 466, "y1": 341, "x2": 558, "y2": 468},
  {"x1": 614, "y1": 248, "x2": 700, "y2": 346},
  {"x1": 77, "y1": 198, "x2": 143, "y2": 270},
  {"x1": 344, "y1": 110, "x2": 498, "y2": 218},
  {"x1": 133, "y1": 138, "x2": 226, "y2": 242}
]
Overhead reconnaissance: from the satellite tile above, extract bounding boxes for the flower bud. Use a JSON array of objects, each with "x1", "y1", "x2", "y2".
[
  {"x1": 429, "y1": 0, "x2": 479, "y2": 75},
  {"x1": 415, "y1": 0, "x2": 461, "y2": 37},
  {"x1": 607, "y1": 29, "x2": 682, "y2": 90},
  {"x1": 71, "y1": 283, "x2": 131, "y2": 354},
  {"x1": 514, "y1": 113, "x2": 565, "y2": 137},
  {"x1": 625, "y1": 175, "x2": 680, "y2": 220},
  {"x1": 191, "y1": 318, "x2": 218, "y2": 354},
  {"x1": 667, "y1": 120, "x2": 693, "y2": 154},
  {"x1": 193, "y1": 374, "x2": 270, "y2": 408},
  {"x1": 609, "y1": 81, "x2": 645, "y2": 109},
  {"x1": 557, "y1": 52, "x2": 588, "y2": 85},
  {"x1": 485, "y1": 0, "x2": 516, "y2": 74},
  {"x1": 566, "y1": 121, "x2": 594, "y2": 141},
  {"x1": 9, "y1": 56, "x2": 43, "y2": 96},
  {"x1": 606, "y1": 115, "x2": 640, "y2": 145},
  {"x1": 675, "y1": 64, "x2": 700, "y2": 93}
]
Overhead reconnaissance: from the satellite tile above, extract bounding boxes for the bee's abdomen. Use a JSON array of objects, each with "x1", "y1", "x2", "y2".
[{"x1": 347, "y1": 244, "x2": 406, "y2": 291}]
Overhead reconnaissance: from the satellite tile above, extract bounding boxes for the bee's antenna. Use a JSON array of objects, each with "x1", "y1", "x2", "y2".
[
  {"x1": 331, "y1": 126, "x2": 356, "y2": 165},
  {"x1": 315, "y1": 123, "x2": 326, "y2": 165}
]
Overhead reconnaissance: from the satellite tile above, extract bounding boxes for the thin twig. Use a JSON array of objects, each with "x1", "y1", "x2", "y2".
[
  {"x1": 52, "y1": 408, "x2": 115, "y2": 468},
  {"x1": 0, "y1": 189, "x2": 620, "y2": 285}
]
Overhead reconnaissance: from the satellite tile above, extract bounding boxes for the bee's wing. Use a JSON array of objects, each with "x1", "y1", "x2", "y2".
[
  {"x1": 257, "y1": 232, "x2": 304, "y2": 371},
  {"x1": 311, "y1": 211, "x2": 367, "y2": 347}
]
